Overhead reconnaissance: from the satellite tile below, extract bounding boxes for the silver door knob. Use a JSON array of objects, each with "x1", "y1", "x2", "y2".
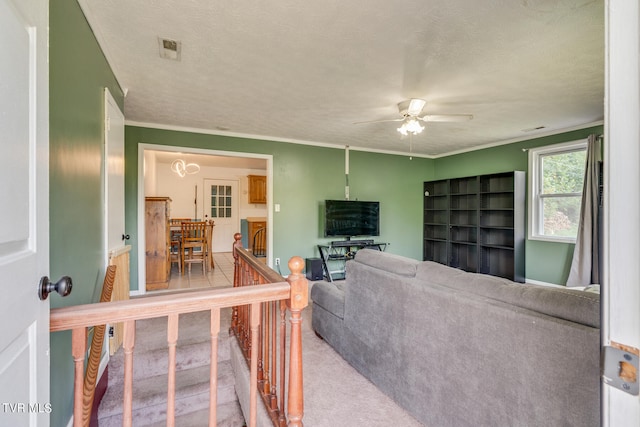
[{"x1": 38, "y1": 276, "x2": 72, "y2": 300}]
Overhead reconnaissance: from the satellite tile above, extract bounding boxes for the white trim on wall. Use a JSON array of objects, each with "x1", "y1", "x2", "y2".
[
  {"x1": 104, "y1": 87, "x2": 126, "y2": 267},
  {"x1": 602, "y1": 0, "x2": 640, "y2": 423},
  {"x1": 525, "y1": 278, "x2": 565, "y2": 288},
  {"x1": 127, "y1": 119, "x2": 603, "y2": 160}
]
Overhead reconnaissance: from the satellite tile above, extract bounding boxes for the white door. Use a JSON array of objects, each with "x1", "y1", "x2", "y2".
[
  {"x1": 0, "y1": 0, "x2": 51, "y2": 425},
  {"x1": 203, "y1": 179, "x2": 239, "y2": 252},
  {"x1": 104, "y1": 88, "x2": 126, "y2": 257},
  {"x1": 603, "y1": 0, "x2": 640, "y2": 424}
]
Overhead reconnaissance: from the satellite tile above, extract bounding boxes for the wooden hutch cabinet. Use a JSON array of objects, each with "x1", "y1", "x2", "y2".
[
  {"x1": 247, "y1": 175, "x2": 267, "y2": 204},
  {"x1": 145, "y1": 197, "x2": 171, "y2": 290}
]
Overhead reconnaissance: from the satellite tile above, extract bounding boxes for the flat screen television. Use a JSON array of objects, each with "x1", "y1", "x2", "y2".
[{"x1": 324, "y1": 200, "x2": 380, "y2": 238}]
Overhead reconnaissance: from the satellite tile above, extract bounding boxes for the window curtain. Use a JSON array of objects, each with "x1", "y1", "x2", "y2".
[{"x1": 566, "y1": 134, "x2": 602, "y2": 286}]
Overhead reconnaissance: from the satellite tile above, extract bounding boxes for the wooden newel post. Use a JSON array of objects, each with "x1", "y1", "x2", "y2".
[
  {"x1": 232, "y1": 233, "x2": 243, "y2": 287},
  {"x1": 285, "y1": 256, "x2": 308, "y2": 427}
]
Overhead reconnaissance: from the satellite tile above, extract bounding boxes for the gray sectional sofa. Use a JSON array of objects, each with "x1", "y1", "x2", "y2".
[{"x1": 311, "y1": 249, "x2": 600, "y2": 427}]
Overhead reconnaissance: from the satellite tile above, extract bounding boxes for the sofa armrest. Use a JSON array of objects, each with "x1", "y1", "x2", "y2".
[{"x1": 310, "y1": 280, "x2": 346, "y2": 319}]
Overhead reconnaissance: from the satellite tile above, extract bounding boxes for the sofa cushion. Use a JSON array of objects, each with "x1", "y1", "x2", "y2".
[
  {"x1": 353, "y1": 249, "x2": 418, "y2": 277},
  {"x1": 436, "y1": 268, "x2": 600, "y2": 328},
  {"x1": 310, "y1": 280, "x2": 346, "y2": 319},
  {"x1": 416, "y1": 260, "x2": 466, "y2": 284}
]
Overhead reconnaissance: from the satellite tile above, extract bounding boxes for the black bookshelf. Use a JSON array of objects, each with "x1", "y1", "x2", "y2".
[{"x1": 423, "y1": 171, "x2": 525, "y2": 282}]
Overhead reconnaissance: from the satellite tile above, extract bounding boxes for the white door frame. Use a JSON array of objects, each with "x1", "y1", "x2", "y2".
[
  {"x1": 602, "y1": 0, "x2": 640, "y2": 424},
  {"x1": 136, "y1": 143, "x2": 272, "y2": 294},
  {"x1": 104, "y1": 88, "x2": 126, "y2": 263}
]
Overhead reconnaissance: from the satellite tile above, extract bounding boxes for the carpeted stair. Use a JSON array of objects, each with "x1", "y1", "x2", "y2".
[{"x1": 97, "y1": 309, "x2": 245, "y2": 427}]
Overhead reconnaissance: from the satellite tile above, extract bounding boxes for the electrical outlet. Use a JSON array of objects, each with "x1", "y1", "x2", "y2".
[{"x1": 275, "y1": 258, "x2": 280, "y2": 266}]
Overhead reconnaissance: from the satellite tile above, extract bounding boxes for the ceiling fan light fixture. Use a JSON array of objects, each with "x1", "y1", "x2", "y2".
[
  {"x1": 397, "y1": 118, "x2": 424, "y2": 136},
  {"x1": 407, "y1": 98, "x2": 426, "y2": 116}
]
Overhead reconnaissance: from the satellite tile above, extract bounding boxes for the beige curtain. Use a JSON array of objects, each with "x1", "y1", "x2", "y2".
[{"x1": 566, "y1": 134, "x2": 602, "y2": 286}]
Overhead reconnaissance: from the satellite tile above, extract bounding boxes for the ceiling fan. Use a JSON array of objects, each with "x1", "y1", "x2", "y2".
[{"x1": 355, "y1": 99, "x2": 473, "y2": 136}]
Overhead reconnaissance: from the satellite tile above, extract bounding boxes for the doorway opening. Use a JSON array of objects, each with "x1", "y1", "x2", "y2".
[{"x1": 137, "y1": 144, "x2": 272, "y2": 294}]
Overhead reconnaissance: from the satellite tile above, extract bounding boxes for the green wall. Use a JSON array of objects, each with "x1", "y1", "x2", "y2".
[
  {"x1": 49, "y1": 0, "x2": 124, "y2": 425},
  {"x1": 126, "y1": 125, "x2": 603, "y2": 290},
  {"x1": 125, "y1": 126, "x2": 435, "y2": 290},
  {"x1": 433, "y1": 125, "x2": 603, "y2": 284}
]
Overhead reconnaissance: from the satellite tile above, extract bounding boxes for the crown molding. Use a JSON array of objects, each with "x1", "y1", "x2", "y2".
[
  {"x1": 429, "y1": 120, "x2": 604, "y2": 158},
  {"x1": 126, "y1": 119, "x2": 604, "y2": 160},
  {"x1": 125, "y1": 120, "x2": 436, "y2": 159}
]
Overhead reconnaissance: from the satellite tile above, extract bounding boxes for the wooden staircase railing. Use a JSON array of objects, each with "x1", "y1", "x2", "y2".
[
  {"x1": 82, "y1": 264, "x2": 117, "y2": 426},
  {"x1": 230, "y1": 234, "x2": 309, "y2": 427},
  {"x1": 50, "y1": 237, "x2": 308, "y2": 427}
]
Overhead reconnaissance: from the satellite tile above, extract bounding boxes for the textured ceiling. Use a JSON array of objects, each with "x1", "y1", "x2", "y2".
[{"x1": 78, "y1": 0, "x2": 604, "y2": 157}]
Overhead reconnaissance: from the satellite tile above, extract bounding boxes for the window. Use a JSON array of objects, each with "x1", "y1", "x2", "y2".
[
  {"x1": 528, "y1": 140, "x2": 587, "y2": 242},
  {"x1": 210, "y1": 185, "x2": 233, "y2": 218}
]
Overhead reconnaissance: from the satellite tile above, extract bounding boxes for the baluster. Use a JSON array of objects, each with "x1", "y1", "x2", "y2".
[
  {"x1": 167, "y1": 314, "x2": 179, "y2": 427},
  {"x1": 242, "y1": 301, "x2": 249, "y2": 354},
  {"x1": 258, "y1": 300, "x2": 265, "y2": 384},
  {"x1": 242, "y1": 301, "x2": 249, "y2": 355},
  {"x1": 270, "y1": 300, "x2": 278, "y2": 409},
  {"x1": 278, "y1": 300, "x2": 287, "y2": 427},
  {"x1": 209, "y1": 308, "x2": 220, "y2": 426},
  {"x1": 231, "y1": 234, "x2": 242, "y2": 335},
  {"x1": 122, "y1": 320, "x2": 136, "y2": 427},
  {"x1": 71, "y1": 328, "x2": 86, "y2": 427},
  {"x1": 249, "y1": 302, "x2": 261, "y2": 427},
  {"x1": 243, "y1": 263, "x2": 251, "y2": 353},
  {"x1": 286, "y1": 257, "x2": 308, "y2": 427},
  {"x1": 262, "y1": 301, "x2": 272, "y2": 400}
]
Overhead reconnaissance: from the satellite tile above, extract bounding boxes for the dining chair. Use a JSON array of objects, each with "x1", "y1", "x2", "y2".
[
  {"x1": 169, "y1": 218, "x2": 190, "y2": 274},
  {"x1": 181, "y1": 221, "x2": 208, "y2": 275},
  {"x1": 252, "y1": 227, "x2": 267, "y2": 260}
]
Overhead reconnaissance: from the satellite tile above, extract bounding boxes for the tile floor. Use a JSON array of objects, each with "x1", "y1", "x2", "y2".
[{"x1": 161, "y1": 251, "x2": 235, "y2": 292}]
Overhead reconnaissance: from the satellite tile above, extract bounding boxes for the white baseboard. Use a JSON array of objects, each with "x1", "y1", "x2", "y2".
[
  {"x1": 525, "y1": 278, "x2": 564, "y2": 288},
  {"x1": 129, "y1": 289, "x2": 145, "y2": 297}
]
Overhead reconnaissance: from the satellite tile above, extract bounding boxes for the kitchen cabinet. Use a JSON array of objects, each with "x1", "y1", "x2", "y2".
[{"x1": 248, "y1": 175, "x2": 266, "y2": 204}]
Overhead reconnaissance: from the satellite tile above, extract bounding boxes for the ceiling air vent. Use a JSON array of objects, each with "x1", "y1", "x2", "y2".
[{"x1": 158, "y1": 37, "x2": 181, "y2": 61}]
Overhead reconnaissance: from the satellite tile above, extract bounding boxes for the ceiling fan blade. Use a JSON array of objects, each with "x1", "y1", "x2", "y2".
[
  {"x1": 353, "y1": 118, "x2": 405, "y2": 125},
  {"x1": 420, "y1": 114, "x2": 473, "y2": 122}
]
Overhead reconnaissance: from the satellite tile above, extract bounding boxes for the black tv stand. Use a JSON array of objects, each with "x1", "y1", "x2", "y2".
[
  {"x1": 317, "y1": 240, "x2": 388, "y2": 282},
  {"x1": 330, "y1": 239, "x2": 374, "y2": 247}
]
